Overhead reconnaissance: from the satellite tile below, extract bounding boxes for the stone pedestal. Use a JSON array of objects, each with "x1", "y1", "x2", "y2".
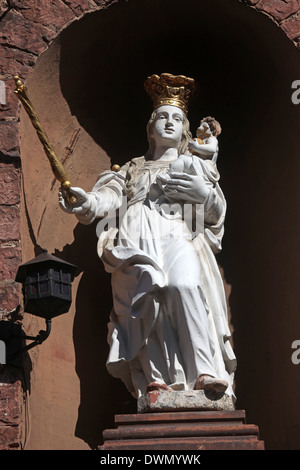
[
  {"x1": 137, "y1": 389, "x2": 235, "y2": 413},
  {"x1": 99, "y1": 391, "x2": 264, "y2": 451}
]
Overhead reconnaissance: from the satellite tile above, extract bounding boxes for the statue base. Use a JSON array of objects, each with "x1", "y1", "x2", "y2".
[
  {"x1": 99, "y1": 391, "x2": 264, "y2": 450},
  {"x1": 137, "y1": 389, "x2": 235, "y2": 413}
]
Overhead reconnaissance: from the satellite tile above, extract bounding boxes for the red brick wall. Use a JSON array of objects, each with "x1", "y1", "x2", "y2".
[
  {"x1": 0, "y1": 369, "x2": 23, "y2": 450},
  {"x1": 244, "y1": 0, "x2": 300, "y2": 46},
  {"x1": 0, "y1": 0, "x2": 299, "y2": 450}
]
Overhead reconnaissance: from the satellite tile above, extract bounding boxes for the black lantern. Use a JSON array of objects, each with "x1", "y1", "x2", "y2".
[
  {"x1": 15, "y1": 249, "x2": 77, "y2": 320},
  {"x1": 3, "y1": 249, "x2": 79, "y2": 360}
]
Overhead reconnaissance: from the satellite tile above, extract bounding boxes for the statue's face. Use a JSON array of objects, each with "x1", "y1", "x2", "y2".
[{"x1": 151, "y1": 105, "x2": 183, "y2": 148}]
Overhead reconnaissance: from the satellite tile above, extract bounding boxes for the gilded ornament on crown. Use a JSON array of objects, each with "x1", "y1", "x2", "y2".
[{"x1": 144, "y1": 73, "x2": 196, "y2": 114}]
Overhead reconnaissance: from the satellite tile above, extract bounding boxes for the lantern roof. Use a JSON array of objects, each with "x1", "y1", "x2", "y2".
[{"x1": 15, "y1": 249, "x2": 78, "y2": 283}]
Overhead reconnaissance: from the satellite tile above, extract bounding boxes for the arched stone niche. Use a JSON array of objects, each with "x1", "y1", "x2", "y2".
[{"x1": 17, "y1": 0, "x2": 300, "y2": 450}]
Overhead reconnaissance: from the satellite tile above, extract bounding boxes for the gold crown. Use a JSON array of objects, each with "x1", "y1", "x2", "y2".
[{"x1": 144, "y1": 73, "x2": 196, "y2": 114}]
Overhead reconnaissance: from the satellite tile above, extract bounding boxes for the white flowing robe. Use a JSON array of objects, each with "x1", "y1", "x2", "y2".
[{"x1": 76, "y1": 155, "x2": 237, "y2": 399}]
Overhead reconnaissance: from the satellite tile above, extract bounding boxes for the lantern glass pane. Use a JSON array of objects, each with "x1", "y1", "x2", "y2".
[
  {"x1": 40, "y1": 281, "x2": 49, "y2": 295},
  {"x1": 61, "y1": 272, "x2": 70, "y2": 282},
  {"x1": 30, "y1": 283, "x2": 38, "y2": 295},
  {"x1": 53, "y1": 281, "x2": 58, "y2": 295},
  {"x1": 39, "y1": 270, "x2": 49, "y2": 281},
  {"x1": 61, "y1": 283, "x2": 70, "y2": 296}
]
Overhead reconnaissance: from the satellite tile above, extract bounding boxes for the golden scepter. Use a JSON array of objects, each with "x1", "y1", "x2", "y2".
[{"x1": 14, "y1": 75, "x2": 76, "y2": 205}]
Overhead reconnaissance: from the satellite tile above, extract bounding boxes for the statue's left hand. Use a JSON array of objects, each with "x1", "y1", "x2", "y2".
[{"x1": 161, "y1": 172, "x2": 210, "y2": 203}]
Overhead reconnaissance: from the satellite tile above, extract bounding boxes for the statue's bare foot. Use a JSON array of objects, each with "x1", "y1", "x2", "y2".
[
  {"x1": 146, "y1": 382, "x2": 173, "y2": 392},
  {"x1": 194, "y1": 375, "x2": 228, "y2": 393}
]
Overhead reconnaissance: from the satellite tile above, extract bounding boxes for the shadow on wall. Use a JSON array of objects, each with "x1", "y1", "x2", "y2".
[
  {"x1": 54, "y1": 0, "x2": 300, "y2": 449},
  {"x1": 21, "y1": 189, "x2": 136, "y2": 447},
  {"x1": 54, "y1": 223, "x2": 136, "y2": 449}
]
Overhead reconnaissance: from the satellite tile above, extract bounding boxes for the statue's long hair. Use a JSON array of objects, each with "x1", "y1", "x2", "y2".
[{"x1": 145, "y1": 109, "x2": 193, "y2": 159}]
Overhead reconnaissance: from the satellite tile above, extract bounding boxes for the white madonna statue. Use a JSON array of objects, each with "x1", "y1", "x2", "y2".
[{"x1": 59, "y1": 73, "x2": 237, "y2": 402}]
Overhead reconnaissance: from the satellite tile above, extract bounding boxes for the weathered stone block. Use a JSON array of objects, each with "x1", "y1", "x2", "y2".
[
  {"x1": 0, "y1": 0, "x2": 9, "y2": 17},
  {"x1": 10, "y1": 0, "x2": 75, "y2": 32},
  {"x1": 0, "y1": 164, "x2": 20, "y2": 205},
  {"x1": 0, "y1": 10, "x2": 54, "y2": 56},
  {"x1": 137, "y1": 390, "x2": 235, "y2": 413},
  {"x1": 256, "y1": 0, "x2": 300, "y2": 22},
  {"x1": 241, "y1": 0, "x2": 261, "y2": 5},
  {"x1": 63, "y1": 0, "x2": 97, "y2": 16},
  {"x1": 0, "y1": 47, "x2": 36, "y2": 79},
  {"x1": 0, "y1": 381, "x2": 21, "y2": 426},
  {"x1": 93, "y1": 0, "x2": 114, "y2": 6},
  {"x1": 0, "y1": 206, "x2": 20, "y2": 242},
  {"x1": 0, "y1": 246, "x2": 21, "y2": 281},
  {"x1": 282, "y1": 13, "x2": 300, "y2": 40},
  {"x1": 0, "y1": 426, "x2": 20, "y2": 449},
  {"x1": 0, "y1": 370, "x2": 22, "y2": 450},
  {"x1": 0, "y1": 282, "x2": 20, "y2": 318},
  {"x1": 0, "y1": 121, "x2": 20, "y2": 159}
]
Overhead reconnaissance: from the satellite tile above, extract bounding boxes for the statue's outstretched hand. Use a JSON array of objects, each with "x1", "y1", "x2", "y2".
[{"x1": 59, "y1": 187, "x2": 92, "y2": 215}]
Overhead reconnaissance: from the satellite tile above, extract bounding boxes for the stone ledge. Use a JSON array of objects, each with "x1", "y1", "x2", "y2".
[
  {"x1": 137, "y1": 389, "x2": 235, "y2": 413},
  {"x1": 100, "y1": 409, "x2": 264, "y2": 450}
]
